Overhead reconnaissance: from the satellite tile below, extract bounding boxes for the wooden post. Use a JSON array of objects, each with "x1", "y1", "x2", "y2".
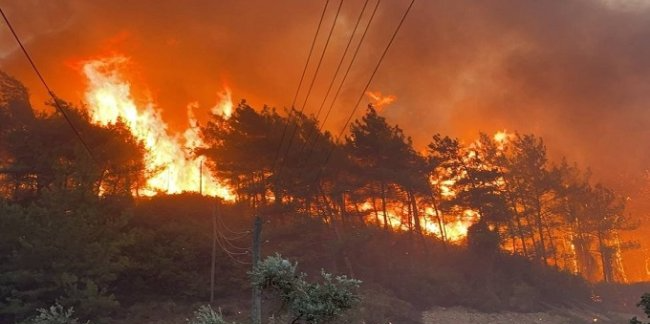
[
  {"x1": 210, "y1": 201, "x2": 217, "y2": 304},
  {"x1": 251, "y1": 216, "x2": 262, "y2": 324}
]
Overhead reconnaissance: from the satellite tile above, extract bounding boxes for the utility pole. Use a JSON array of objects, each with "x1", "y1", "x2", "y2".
[
  {"x1": 251, "y1": 216, "x2": 262, "y2": 324},
  {"x1": 210, "y1": 200, "x2": 218, "y2": 304}
]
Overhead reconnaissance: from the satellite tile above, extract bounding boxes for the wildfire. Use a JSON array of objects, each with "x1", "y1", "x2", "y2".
[
  {"x1": 81, "y1": 56, "x2": 234, "y2": 200},
  {"x1": 433, "y1": 178, "x2": 457, "y2": 198},
  {"x1": 360, "y1": 201, "x2": 478, "y2": 242},
  {"x1": 77, "y1": 59, "x2": 506, "y2": 236},
  {"x1": 211, "y1": 88, "x2": 233, "y2": 118},
  {"x1": 366, "y1": 90, "x2": 396, "y2": 110},
  {"x1": 493, "y1": 130, "x2": 511, "y2": 144},
  {"x1": 424, "y1": 208, "x2": 478, "y2": 241}
]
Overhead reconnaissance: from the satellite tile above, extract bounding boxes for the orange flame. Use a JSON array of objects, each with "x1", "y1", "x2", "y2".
[
  {"x1": 81, "y1": 56, "x2": 234, "y2": 200},
  {"x1": 211, "y1": 88, "x2": 233, "y2": 119},
  {"x1": 359, "y1": 201, "x2": 478, "y2": 242},
  {"x1": 493, "y1": 130, "x2": 509, "y2": 143},
  {"x1": 366, "y1": 90, "x2": 396, "y2": 110},
  {"x1": 424, "y1": 208, "x2": 479, "y2": 241},
  {"x1": 493, "y1": 130, "x2": 512, "y2": 150}
]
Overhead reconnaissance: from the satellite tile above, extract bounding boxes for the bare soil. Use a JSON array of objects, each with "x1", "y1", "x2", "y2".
[{"x1": 422, "y1": 306, "x2": 633, "y2": 324}]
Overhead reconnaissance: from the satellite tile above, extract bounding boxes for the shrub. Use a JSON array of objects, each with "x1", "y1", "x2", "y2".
[
  {"x1": 188, "y1": 305, "x2": 231, "y2": 324},
  {"x1": 24, "y1": 303, "x2": 88, "y2": 324},
  {"x1": 250, "y1": 254, "x2": 362, "y2": 324},
  {"x1": 0, "y1": 197, "x2": 126, "y2": 321}
]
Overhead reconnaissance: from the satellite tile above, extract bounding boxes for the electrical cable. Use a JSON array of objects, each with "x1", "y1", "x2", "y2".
[
  {"x1": 302, "y1": 0, "x2": 381, "y2": 162},
  {"x1": 272, "y1": 0, "x2": 331, "y2": 173},
  {"x1": 299, "y1": 0, "x2": 372, "y2": 155},
  {"x1": 0, "y1": 7, "x2": 98, "y2": 164},
  {"x1": 314, "y1": 0, "x2": 417, "y2": 183}
]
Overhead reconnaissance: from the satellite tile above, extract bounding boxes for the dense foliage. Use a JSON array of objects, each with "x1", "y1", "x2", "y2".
[{"x1": 250, "y1": 254, "x2": 361, "y2": 324}]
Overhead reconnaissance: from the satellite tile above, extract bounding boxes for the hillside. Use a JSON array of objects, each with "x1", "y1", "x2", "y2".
[{"x1": 110, "y1": 194, "x2": 631, "y2": 323}]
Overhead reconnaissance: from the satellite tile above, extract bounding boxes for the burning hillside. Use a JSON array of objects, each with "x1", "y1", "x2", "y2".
[
  {"x1": 75, "y1": 55, "x2": 481, "y2": 242},
  {"x1": 81, "y1": 56, "x2": 233, "y2": 199},
  {"x1": 3, "y1": 1, "x2": 650, "y2": 323}
]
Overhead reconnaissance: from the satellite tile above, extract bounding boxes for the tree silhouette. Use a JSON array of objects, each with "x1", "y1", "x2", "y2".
[{"x1": 346, "y1": 106, "x2": 416, "y2": 231}]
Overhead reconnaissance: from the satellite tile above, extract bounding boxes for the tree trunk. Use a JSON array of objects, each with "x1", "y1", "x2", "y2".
[
  {"x1": 521, "y1": 200, "x2": 539, "y2": 261},
  {"x1": 597, "y1": 232, "x2": 610, "y2": 282},
  {"x1": 353, "y1": 201, "x2": 364, "y2": 224},
  {"x1": 320, "y1": 191, "x2": 334, "y2": 224},
  {"x1": 406, "y1": 191, "x2": 414, "y2": 232},
  {"x1": 511, "y1": 199, "x2": 529, "y2": 258},
  {"x1": 545, "y1": 224, "x2": 559, "y2": 269},
  {"x1": 320, "y1": 187, "x2": 355, "y2": 277},
  {"x1": 534, "y1": 197, "x2": 548, "y2": 265},
  {"x1": 259, "y1": 170, "x2": 267, "y2": 206},
  {"x1": 380, "y1": 181, "x2": 389, "y2": 230},
  {"x1": 430, "y1": 193, "x2": 447, "y2": 249},
  {"x1": 339, "y1": 192, "x2": 348, "y2": 226},
  {"x1": 372, "y1": 197, "x2": 381, "y2": 226},
  {"x1": 410, "y1": 190, "x2": 422, "y2": 233}
]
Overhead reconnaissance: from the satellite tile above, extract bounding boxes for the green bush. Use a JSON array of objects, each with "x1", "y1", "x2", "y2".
[
  {"x1": 23, "y1": 303, "x2": 88, "y2": 324},
  {"x1": 0, "y1": 194, "x2": 127, "y2": 321},
  {"x1": 188, "y1": 305, "x2": 231, "y2": 324},
  {"x1": 251, "y1": 254, "x2": 362, "y2": 324}
]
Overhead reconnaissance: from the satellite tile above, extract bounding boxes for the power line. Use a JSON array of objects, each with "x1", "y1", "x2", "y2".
[
  {"x1": 302, "y1": 0, "x2": 381, "y2": 160},
  {"x1": 217, "y1": 209, "x2": 251, "y2": 237},
  {"x1": 336, "y1": 0, "x2": 415, "y2": 142},
  {"x1": 217, "y1": 231, "x2": 250, "y2": 253},
  {"x1": 215, "y1": 234, "x2": 251, "y2": 265},
  {"x1": 213, "y1": 202, "x2": 251, "y2": 251},
  {"x1": 316, "y1": 0, "x2": 381, "y2": 137},
  {"x1": 215, "y1": 230, "x2": 249, "y2": 255},
  {"x1": 216, "y1": 218, "x2": 251, "y2": 251},
  {"x1": 296, "y1": 0, "x2": 344, "y2": 114},
  {"x1": 212, "y1": 205, "x2": 251, "y2": 265},
  {"x1": 316, "y1": 0, "x2": 416, "y2": 180},
  {"x1": 272, "y1": 0, "x2": 331, "y2": 173},
  {"x1": 290, "y1": 0, "x2": 331, "y2": 110},
  {"x1": 211, "y1": 204, "x2": 249, "y2": 296},
  {"x1": 333, "y1": 0, "x2": 415, "y2": 144},
  {"x1": 298, "y1": 0, "x2": 372, "y2": 156},
  {"x1": 277, "y1": 0, "x2": 344, "y2": 171},
  {"x1": 0, "y1": 7, "x2": 98, "y2": 164}
]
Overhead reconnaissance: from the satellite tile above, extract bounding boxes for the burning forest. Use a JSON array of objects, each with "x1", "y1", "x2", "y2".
[{"x1": 2, "y1": 1, "x2": 650, "y2": 324}]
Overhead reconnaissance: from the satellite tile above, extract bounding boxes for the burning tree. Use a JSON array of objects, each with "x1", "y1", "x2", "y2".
[
  {"x1": 346, "y1": 106, "x2": 425, "y2": 232},
  {"x1": 0, "y1": 72, "x2": 146, "y2": 201},
  {"x1": 200, "y1": 101, "x2": 335, "y2": 208},
  {"x1": 198, "y1": 99, "x2": 638, "y2": 281}
]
